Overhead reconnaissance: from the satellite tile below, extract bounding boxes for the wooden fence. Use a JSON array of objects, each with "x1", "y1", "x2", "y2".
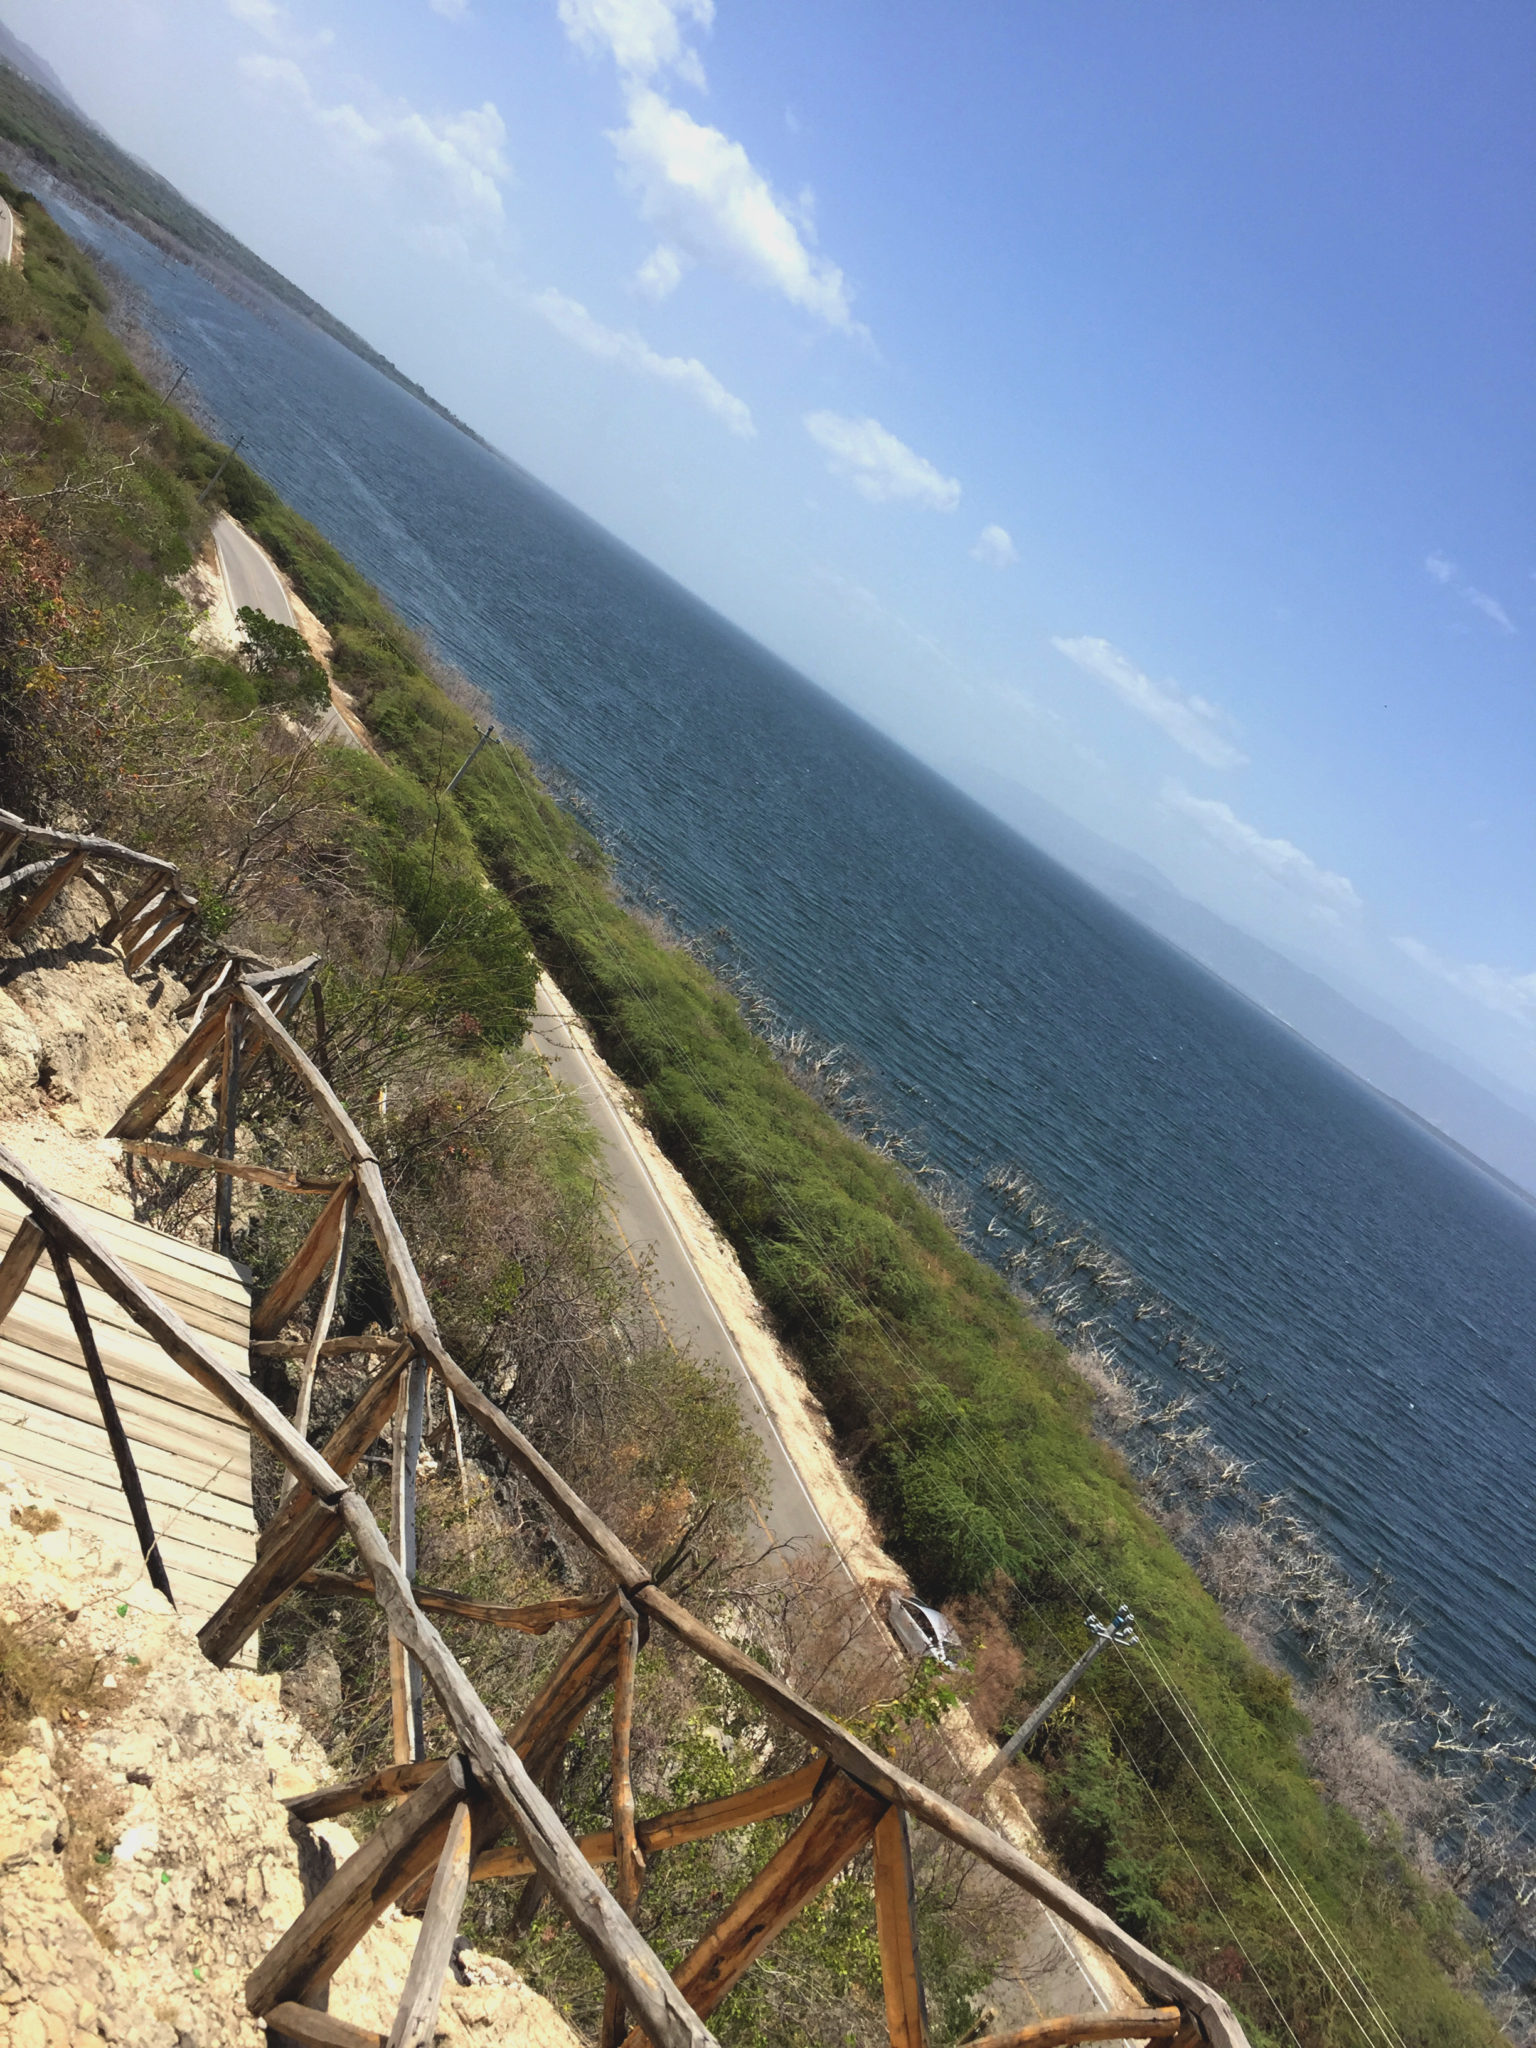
[{"x1": 0, "y1": 816, "x2": 1247, "y2": 2048}]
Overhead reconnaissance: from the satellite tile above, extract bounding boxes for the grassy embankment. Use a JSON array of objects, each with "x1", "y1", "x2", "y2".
[{"x1": 0, "y1": 184, "x2": 1505, "y2": 2048}]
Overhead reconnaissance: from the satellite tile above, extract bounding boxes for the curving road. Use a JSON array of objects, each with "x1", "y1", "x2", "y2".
[
  {"x1": 213, "y1": 513, "x2": 295, "y2": 629},
  {"x1": 528, "y1": 974, "x2": 843, "y2": 1567}
]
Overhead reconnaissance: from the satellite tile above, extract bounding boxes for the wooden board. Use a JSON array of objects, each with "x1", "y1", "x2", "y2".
[{"x1": 0, "y1": 1186, "x2": 257, "y2": 1633}]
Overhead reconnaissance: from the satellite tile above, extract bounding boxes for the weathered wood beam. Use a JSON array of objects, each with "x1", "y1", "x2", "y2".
[
  {"x1": 634, "y1": 1585, "x2": 1246, "y2": 2048},
  {"x1": 200, "y1": 1489, "x2": 347, "y2": 1667},
  {"x1": 285, "y1": 1759, "x2": 445, "y2": 1826},
  {"x1": 251, "y1": 1177, "x2": 355, "y2": 1340},
  {"x1": 610, "y1": 1603, "x2": 645, "y2": 1911},
  {"x1": 234, "y1": 991, "x2": 652, "y2": 1592},
  {"x1": 509, "y1": 1592, "x2": 626, "y2": 1786},
  {"x1": 251, "y1": 1334, "x2": 398, "y2": 1358},
  {"x1": 388, "y1": 1801, "x2": 473, "y2": 2048},
  {"x1": 100, "y1": 878, "x2": 167, "y2": 949},
  {"x1": 247, "y1": 1759, "x2": 474, "y2": 2011},
  {"x1": 341, "y1": 1498, "x2": 720, "y2": 2048},
  {"x1": 46, "y1": 1235, "x2": 176, "y2": 1610},
  {"x1": 389, "y1": 1357, "x2": 427, "y2": 1764},
  {"x1": 471, "y1": 1760, "x2": 826, "y2": 1883},
  {"x1": 967, "y1": 2012, "x2": 1183, "y2": 2048},
  {"x1": 873, "y1": 1806, "x2": 927, "y2": 2048},
  {"x1": 297, "y1": 1569, "x2": 609, "y2": 1633},
  {"x1": 6, "y1": 849, "x2": 87, "y2": 937},
  {"x1": 213, "y1": 1005, "x2": 241, "y2": 1255},
  {"x1": 0, "y1": 809, "x2": 177, "y2": 875},
  {"x1": 0, "y1": 857, "x2": 61, "y2": 898},
  {"x1": 292, "y1": 1758, "x2": 824, "y2": 1867},
  {"x1": 0, "y1": 1217, "x2": 45, "y2": 1326},
  {"x1": 617, "y1": 1766, "x2": 885, "y2": 2047},
  {"x1": 125, "y1": 904, "x2": 193, "y2": 973},
  {"x1": 264, "y1": 2007, "x2": 384, "y2": 2048},
  {"x1": 284, "y1": 1189, "x2": 356, "y2": 1506},
  {"x1": 206, "y1": 1351, "x2": 409, "y2": 1664},
  {"x1": 256, "y1": 1342, "x2": 413, "y2": 1559},
  {"x1": 107, "y1": 989, "x2": 239, "y2": 1141},
  {"x1": 119, "y1": 1139, "x2": 343, "y2": 1194}
]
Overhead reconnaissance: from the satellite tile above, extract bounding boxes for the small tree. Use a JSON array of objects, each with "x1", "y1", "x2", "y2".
[{"x1": 236, "y1": 604, "x2": 328, "y2": 709}]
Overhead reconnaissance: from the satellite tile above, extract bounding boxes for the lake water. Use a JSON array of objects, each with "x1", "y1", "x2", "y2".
[{"x1": 66, "y1": 203, "x2": 1536, "y2": 1748}]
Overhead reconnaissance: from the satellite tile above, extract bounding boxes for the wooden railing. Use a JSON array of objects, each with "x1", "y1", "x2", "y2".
[{"x1": 0, "y1": 817, "x2": 1247, "y2": 2048}]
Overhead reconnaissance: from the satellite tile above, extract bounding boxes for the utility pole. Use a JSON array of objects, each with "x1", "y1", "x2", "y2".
[
  {"x1": 980, "y1": 1606, "x2": 1138, "y2": 1787},
  {"x1": 196, "y1": 433, "x2": 246, "y2": 506},
  {"x1": 160, "y1": 364, "x2": 188, "y2": 410},
  {"x1": 444, "y1": 723, "x2": 498, "y2": 794}
]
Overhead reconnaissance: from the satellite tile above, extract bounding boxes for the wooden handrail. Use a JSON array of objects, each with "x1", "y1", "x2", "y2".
[{"x1": 1, "y1": 831, "x2": 1251, "y2": 2048}]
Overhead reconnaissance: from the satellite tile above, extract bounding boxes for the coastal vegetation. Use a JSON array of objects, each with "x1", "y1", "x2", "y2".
[{"x1": 0, "y1": 182, "x2": 1514, "y2": 2046}]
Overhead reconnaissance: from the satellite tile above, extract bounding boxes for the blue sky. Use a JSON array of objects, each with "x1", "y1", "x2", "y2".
[{"x1": 13, "y1": 0, "x2": 1535, "y2": 1097}]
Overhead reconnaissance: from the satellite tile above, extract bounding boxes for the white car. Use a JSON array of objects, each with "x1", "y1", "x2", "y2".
[{"x1": 887, "y1": 1592, "x2": 961, "y2": 1669}]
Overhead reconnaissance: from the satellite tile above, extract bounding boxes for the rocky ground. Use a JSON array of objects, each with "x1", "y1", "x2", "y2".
[{"x1": 0, "y1": 1462, "x2": 579, "y2": 2048}]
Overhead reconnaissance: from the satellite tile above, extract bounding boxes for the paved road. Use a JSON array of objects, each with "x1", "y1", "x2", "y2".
[
  {"x1": 527, "y1": 973, "x2": 1132, "y2": 2032},
  {"x1": 528, "y1": 975, "x2": 842, "y2": 1568},
  {"x1": 213, "y1": 514, "x2": 295, "y2": 628},
  {"x1": 0, "y1": 198, "x2": 13, "y2": 270}
]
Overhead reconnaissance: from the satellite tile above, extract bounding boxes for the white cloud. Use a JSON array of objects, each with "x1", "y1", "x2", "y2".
[
  {"x1": 558, "y1": 0, "x2": 712, "y2": 86},
  {"x1": 971, "y1": 523, "x2": 1017, "y2": 568},
  {"x1": 227, "y1": 0, "x2": 332, "y2": 51},
  {"x1": 803, "y1": 412, "x2": 960, "y2": 510},
  {"x1": 1424, "y1": 552, "x2": 1515, "y2": 634},
  {"x1": 1394, "y1": 938, "x2": 1536, "y2": 1029},
  {"x1": 430, "y1": 0, "x2": 471, "y2": 18},
  {"x1": 1165, "y1": 785, "x2": 1363, "y2": 922},
  {"x1": 239, "y1": 56, "x2": 509, "y2": 234},
  {"x1": 530, "y1": 287, "x2": 754, "y2": 436},
  {"x1": 610, "y1": 86, "x2": 858, "y2": 331},
  {"x1": 1051, "y1": 636, "x2": 1247, "y2": 769},
  {"x1": 635, "y1": 241, "x2": 689, "y2": 298}
]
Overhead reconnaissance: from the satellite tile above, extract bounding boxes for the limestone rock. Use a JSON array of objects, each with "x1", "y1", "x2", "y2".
[{"x1": 0, "y1": 1464, "x2": 581, "y2": 2048}]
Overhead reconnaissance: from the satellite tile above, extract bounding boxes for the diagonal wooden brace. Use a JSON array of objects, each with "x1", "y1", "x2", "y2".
[
  {"x1": 251, "y1": 1177, "x2": 356, "y2": 1340},
  {"x1": 247, "y1": 1759, "x2": 488, "y2": 2012},
  {"x1": 617, "y1": 1766, "x2": 887, "y2": 2046}
]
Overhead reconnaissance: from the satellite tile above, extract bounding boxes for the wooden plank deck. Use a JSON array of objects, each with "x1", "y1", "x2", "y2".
[{"x1": 0, "y1": 1185, "x2": 258, "y2": 1633}]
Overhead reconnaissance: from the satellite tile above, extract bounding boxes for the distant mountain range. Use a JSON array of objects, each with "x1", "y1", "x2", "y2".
[
  {"x1": 948, "y1": 764, "x2": 1536, "y2": 1201},
  {"x1": 0, "y1": 38, "x2": 487, "y2": 450}
]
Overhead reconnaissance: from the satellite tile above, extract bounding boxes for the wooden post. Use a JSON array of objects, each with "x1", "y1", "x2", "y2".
[
  {"x1": 45, "y1": 1235, "x2": 176, "y2": 1609},
  {"x1": 338, "y1": 1499, "x2": 719, "y2": 2048},
  {"x1": 214, "y1": 1007, "x2": 242, "y2": 1256},
  {"x1": 387, "y1": 1802, "x2": 474, "y2": 2048},
  {"x1": 617, "y1": 1768, "x2": 886, "y2": 2046},
  {"x1": 251, "y1": 1178, "x2": 356, "y2": 1340},
  {"x1": 611, "y1": 1604, "x2": 645, "y2": 1910},
  {"x1": 389, "y1": 1357, "x2": 427, "y2": 1764},
  {"x1": 602, "y1": 1601, "x2": 647, "y2": 2048},
  {"x1": 247, "y1": 1759, "x2": 475, "y2": 2012},
  {"x1": 282, "y1": 1188, "x2": 356, "y2": 1505},
  {"x1": 5, "y1": 849, "x2": 86, "y2": 937},
  {"x1": 873, "y1": 1807, "x2": 927, "y2": 2048},
  {"x1": 0, "y1": 1216, "x2": 45, "y2": 1327}
]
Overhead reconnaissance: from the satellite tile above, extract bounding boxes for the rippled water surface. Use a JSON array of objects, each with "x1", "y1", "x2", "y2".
[{"x1": 72, "y1": 206, "x2": 1536, "y2": 1729}]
